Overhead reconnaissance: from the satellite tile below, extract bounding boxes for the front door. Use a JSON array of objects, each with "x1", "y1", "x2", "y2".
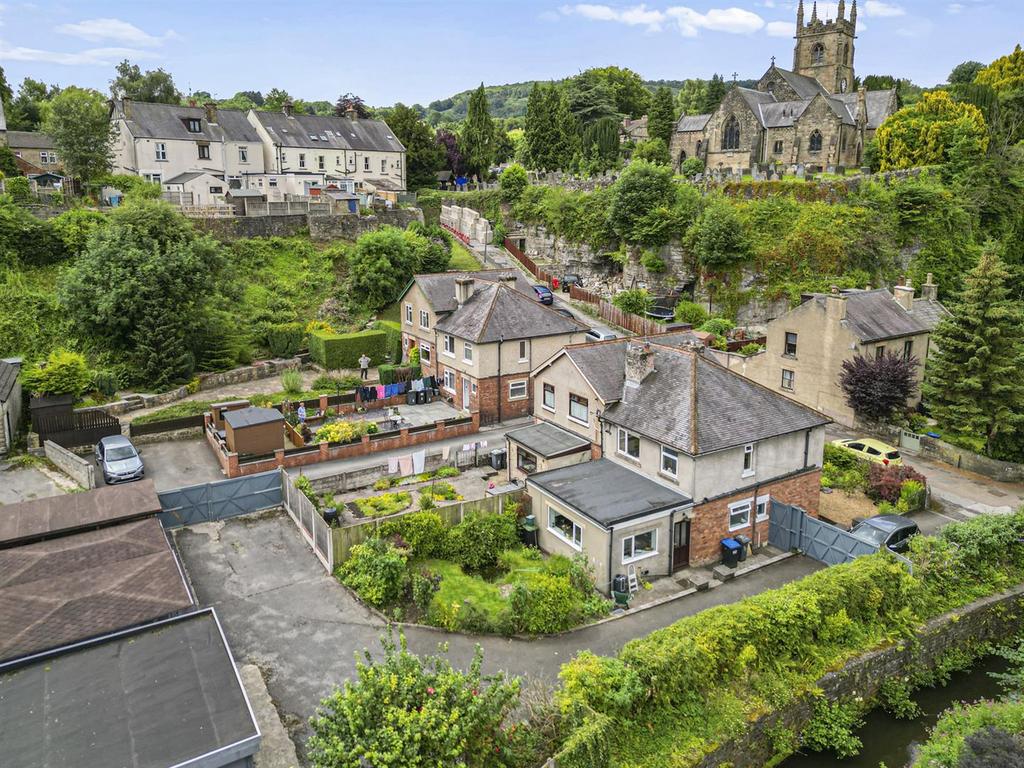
[
  {"x1": 672, "y1": 519, "x2": 690, "y2": 572},
  {"x1": 462, "y1": 378, "x2": 471, "y2": 410}
]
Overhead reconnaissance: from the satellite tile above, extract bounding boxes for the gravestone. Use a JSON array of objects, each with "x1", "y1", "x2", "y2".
[{"x1": 795, "y1": 163, "x2": 805, "y2": 178}]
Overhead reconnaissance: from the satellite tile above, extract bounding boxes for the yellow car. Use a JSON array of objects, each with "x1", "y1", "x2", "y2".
[{"x1": 830, "y1": 438, "x2": 904, "y2": 466}]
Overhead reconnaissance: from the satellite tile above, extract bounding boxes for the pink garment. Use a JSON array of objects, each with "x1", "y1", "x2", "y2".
[
  {"x1": 376, "y1": 385, "x2": 386, "y2": 399},
  {"x1": 398, "y1": 456, "x2": 414, "y2": 476}
]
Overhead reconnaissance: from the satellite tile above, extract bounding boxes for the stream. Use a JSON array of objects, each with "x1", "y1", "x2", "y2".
[{"x1": 779, "y1": 655, "x2": 1009, "y2": 768}]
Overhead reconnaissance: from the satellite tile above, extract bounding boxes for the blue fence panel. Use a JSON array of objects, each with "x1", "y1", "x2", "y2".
[
  {"x1": 768, "y1": 499, "x2": 878, "y2": 566},
  {"x1": 158, "y1": 471, "x2": 282, "y2": 528}
]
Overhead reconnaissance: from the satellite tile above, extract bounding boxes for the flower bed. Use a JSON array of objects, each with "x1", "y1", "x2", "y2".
[
  {"x1": 313, "y1": 419, "x2": 379, "y2": 445},
  {"x1": 820, "y1": 443, "x2": 928, "y2": 519},
  {"x1": 351, "y1": 491, "x2": 412, "y2": 518},
  {"x1": 334, "y1": 504, "x2": 611, "y2": 634}
]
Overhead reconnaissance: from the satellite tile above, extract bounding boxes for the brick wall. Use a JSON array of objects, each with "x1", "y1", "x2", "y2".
[
  {"x1": 688, "y1": 468, "x2": 821, "y2": 565},
  {"x1": 476, "y1": 375, "x2": 532, "y2": 425}
]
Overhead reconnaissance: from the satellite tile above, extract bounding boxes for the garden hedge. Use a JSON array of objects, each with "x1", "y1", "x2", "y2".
[
  {"x1": 265, "y1": 321, "x2": 305, "y2": 357},
  {"x1": 309, "y1": 328, "x2": 388, "y2": 370},
  {"x1": 374, "y1": 319, "x2": 403, "y2": 364}
]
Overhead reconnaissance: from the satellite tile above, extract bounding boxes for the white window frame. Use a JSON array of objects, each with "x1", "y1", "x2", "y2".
[
  {"x1": 781, "y1": 368, "x2": 795, "y2": 391},
  {"x1": 617, "y1": 428, "x2": 641, "y2": 460},
  {"x1": 442, "y1": 335, "x2": 455, "y2": 356},
  {"x1": 622, "y1": 529, "x2": 658, "y2": 564},
  {"x1": 518, "y1": 340, "x2": 528, "y2": 362},
  {"x1": 239, "y1": 146, "x2": 248, "y2": 163},
  {"x1": 405, "y1": 303, "x2": 413, "y2": 324},
  {"x1": 755, "y1": 493, "x2": 771, "y2": 522},
  {"x1": 542, "y1": 382, "x2": 556, "y2": 412},
  {"x1": 547, "y1": 506, "x2": 582, "y2": 550},
  {"x1": 442, "y1": 369, "x2": 456, "y2": 392},
  {"x1": 463, "y1": 342, "x2": 474, "y2": 363},
  {"x1": 420, "y1": 342, "x2": 431, "y2": 363},
  {"x1": 568, "y1": 393, "x2": 589, "y2": 425},
  {"x1": 155, "y1": 143, "x2": 167, "y2": 161},
  {"x1": 742, "y1": 443, "x2": 755, "y2": 478},
  {"x1": 419, "y1": 309, "x2": 430, "y2": 329},
  {"x1": 661, "y1": 445, "x2": 678, "y2": 478},
  {"x1": 729, "y1": 499, "x2": 752, "y2": 531},
  {"x1": 508, "y1": 380, "x2": 528, "y2": 400}
]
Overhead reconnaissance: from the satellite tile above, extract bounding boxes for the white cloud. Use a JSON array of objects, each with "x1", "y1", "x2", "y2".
[
  {"x1": 947, "y1": 2, "x2": 964, "y2": 12},
  {"x1": 765, "y1": 19, "x2": 792, "y2": 36},
  {"x1": 56, "y1": 17, "x2": 176, "y2": 46},
  {"x1": 560, "y1": 4, "x2": 766, "y2": 35},
  {"x1": 0, "y1": 40, "x2": 148, "y2": 64},
  {"x1": 864, "y1": 1, "x2": 905, "y2": 17}
]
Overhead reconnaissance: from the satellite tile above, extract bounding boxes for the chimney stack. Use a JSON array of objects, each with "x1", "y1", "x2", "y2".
[
  {"x1": 345, "y1": 106, "x2": 358, "y2": 121},
  {"x1": 283, "y1": 101, "x2": 294, "y2": 117},
  {"x1": 204, "y1": 102, "x2": 218, "y2": 123},
  {"x1": 624, "y1": 341, "x2": 655, "y2": 392},
  {"x1": 921, "y1": 272, "x2": 938, "y2": 302},
  {"x1": 122, "y1": 98, "x2": 132, "y2": 120},
  {"x1": 455, "y1": 277, "x2": 474, "y2": 305},
  {"x1": 893, "y1": 277, "x2": 915, "y2": 312},
  {"x1": 825, "y1": 286, "x2": 847, "y2": 322}
]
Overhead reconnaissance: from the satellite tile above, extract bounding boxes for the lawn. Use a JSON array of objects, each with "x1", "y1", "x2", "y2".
[
  {"x1": 448, "y1": 242, "x2": 481, "y2": 271},
  {"x1": 132, "y1": 400, "x2": 215, "y2": 424},
  {"x1": 418, "y1": 558, "x2": 506, "y2": 619}
]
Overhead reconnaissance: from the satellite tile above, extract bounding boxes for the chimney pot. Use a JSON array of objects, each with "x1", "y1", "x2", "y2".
[
  {"x1": 283, "y1": 101, "x2": 294, "y2": 117},
  {"x1": 204, "y1": 102, "x2": 218, "y2": 123},
  {"x1": 624, "y1": 341, "x2": 655, "y2": 393},
  {"x1": 921, "y1": 273, "x2": 939, "y2": 302}
]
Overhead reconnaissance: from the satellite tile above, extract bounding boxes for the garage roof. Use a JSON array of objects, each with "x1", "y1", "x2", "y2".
[
  {"x1": 505, "y1": 421, "x2": 590, "y2": 459},
  {"x1": 0, "y1": 608, "x2": 261, "y2": 768},
  {"x1": 0, "y1": 480, "x2": 162, "y2": 549}
]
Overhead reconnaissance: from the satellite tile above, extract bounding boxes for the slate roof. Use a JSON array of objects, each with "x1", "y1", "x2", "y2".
[
  {"x1": 112, "y1": 100, "x2": 260, "y2": 142},
  {"x1": 0, "y1": 518, "x2": 193, "y2": 662},
  {"x1": 772, "y1": 67, "x2": 830, "y2": 99},
  {"x1": 411, "y1": 270, "x2": 534, "y2": 314},
  {"x1": 163, "y1": 170, "x2": 221, "y2": 185},
  {"x1": 676, "y1": 113, "x2": 711, "y2": 132},
  {"x1": 5, "y1": 130, "x2": 56, "y2": 149},
  {"x1": 223, "y1": 406, "x2": 284, "y2": 429},
  {"x1": 0, "y1": 359, "x2": 19, "y2": 402},
  {"x1": 0, "y1": 608, "x2": 260, "y2": 768},
  {"x1": 505, "y1": 421, "x2": 591, "y2": 458},
  {"x1": 250, "y1": 110, "x2": 405, "y2": 153},
  {"x1": 758, "y1": 100, "x2": 811, "y2": 128},
  {"x1": 0, "y1": 480, "x2": 162, "y2": 549},
  {"x1": 833, "y1": 89, "x2": 899, "y2": 129},
  {"x1": 528, "y1": 458, "x2": 691, "y2": 527},
  {"x1": 435, "y1": 283, "x2": 587, "y2": 343},
  {"x1": 818, "y1": 288, "x2": 932, "y2": 342},
  {"x1": 910, "y1": 297, "x2": 951, "y2": 331},
  {"x1": 601, "y1": 345, "x2": 829, "y2": 455}
]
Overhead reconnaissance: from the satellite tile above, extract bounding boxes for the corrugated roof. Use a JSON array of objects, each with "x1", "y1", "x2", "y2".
[
  {"x1": 434, "y1": 283, "x2": 587, "y2": 343},
  {"x1": 5, "y1": 130, "x2": 56, "y2": 149},
  {"x1": 0, "y1": 518, "x2": 194, "y2": 662},
  {"x1": 0, "y1": 608, "x2": 260, "y2": 768},
  {"x1": 601, "y1": 346, "x2": 829, "y2": 455},
  {"x1": 223, "y1": 406, "x2": 283, "y2": 429},
  {"x1": 528, "y1": 458, "x2": 691, "y2": 527},
  {"x1": 250, "y1": 110, "x2": 405, "y2": 153},
  {"x1": 505, "y1": 421, "x2": 591, "y2": 458},
  {"x1": 112, "y1": 99, "x2": 260, "y2": 142}
]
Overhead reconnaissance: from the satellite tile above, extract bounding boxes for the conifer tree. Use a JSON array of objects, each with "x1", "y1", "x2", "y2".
[
  {"x1": 461, "y1": 83, "x2": 495, "y2": 178},
  {"x1": 133, "y1": 300, "x2": 195, "y2": 389},
  {"x1": 524, "y1": 82, "x2": 552, "y2": 170},
  {"x1": 923, "y1": 248, "x2": 1024, "y2": 455},
  {"x1": 648, "y1": 86, "x2": 676, "y2": 145},
  {"x1": 549, "y1": 85, "x2": 579, "y2": 171}
]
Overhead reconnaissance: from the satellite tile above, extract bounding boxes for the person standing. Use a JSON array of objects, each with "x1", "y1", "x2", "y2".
[
  {"x1": 359, "y1": 353, "x2": 371, "y2": 380},
  {"x1": 296, "y1": 403, "x2": 307, "y2": 423}
]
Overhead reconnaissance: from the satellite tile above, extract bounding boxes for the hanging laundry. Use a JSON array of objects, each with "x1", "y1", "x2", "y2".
[
  {"x1": 478, "y1": 440, "x2": 488, "y2": 450},
  {"x1": 376, "y1": 385, "x2": 386, "y2": 399},
  {"x1": 412, "y1": 449, "x2": 426, "y2": 474},
  {"x1": 398, "y1": 455, "x2": 414, "y2": 476},
  {"x1": 441, "y1": 445, "x2": 450, "y2": 460},
  {"x1": 387, "y1": 456, "x2": 399, "y2": 474}
]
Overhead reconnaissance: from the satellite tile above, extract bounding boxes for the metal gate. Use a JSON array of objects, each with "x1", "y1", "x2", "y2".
[
  {"x1": 280, "y1": 469, "x2": 333, "y2": 572},
  {"x1": 34, "y1": 409, "x2": 121, "y2": 448},
  {"x1": 768, "y1": 500, "x2": 877, "y2": 566},
  {"x1": 158, "y1": 471, "x2": 283, "y2": 527},
  {"x1": 899, "y1": 428, "x2": 922, "y2": 454}
]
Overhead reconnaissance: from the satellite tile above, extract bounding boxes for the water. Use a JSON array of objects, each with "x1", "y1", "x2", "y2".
[{"x1": 779, "y1": 655, "x2": 1009, "y2": 768}]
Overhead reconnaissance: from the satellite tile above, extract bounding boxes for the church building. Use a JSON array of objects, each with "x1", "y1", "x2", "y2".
[{"x1": 670, "y1": 0, "x2": 897, "y2": 173}]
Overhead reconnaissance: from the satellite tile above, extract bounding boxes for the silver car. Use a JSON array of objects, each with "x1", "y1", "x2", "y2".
[{"x1": 95, "y1": 435, "x2": 145, "y2": 484}]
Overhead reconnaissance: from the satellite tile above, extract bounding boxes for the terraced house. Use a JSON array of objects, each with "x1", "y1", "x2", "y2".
[
  {"x1": 523, "y1": 337, "x2": 829, "y2": 592},
  {"x1": 398, "y1": 271, "x2": 588, "y2": 425}
]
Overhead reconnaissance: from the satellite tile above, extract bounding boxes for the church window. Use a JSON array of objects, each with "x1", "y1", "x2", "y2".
[
  {"x1": 809, "y1": 130, "x2": 823, "y2": 152},
  {"x1": 722, "y1": 116, "x2": 740, "y2": 151},
  {"x1": 812, "y1": 43, "x2": 825, "y2": 65},
  {"x1": 695, "y1": 139, "x2": 703, "y2": 155},
  {"x1": 773, "y1": 140, "x2": 784, "y2": 154},
  {"x1": 679, "y1": 150, "x2": 687, "y2": 162},
  {"x1": 840, "y1": 131, "x2": 847, "y2": 151},
  {"x1": 843, "y1": 42, "x2": 850, "y2": 64},
  {"x1": 767, "y1": 81, "x2": 776, "y2": 95}
]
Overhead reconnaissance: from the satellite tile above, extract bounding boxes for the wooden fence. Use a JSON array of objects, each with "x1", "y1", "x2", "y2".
[{"x1": 129, "y1": 413, "x2": 206, "y2": 437}]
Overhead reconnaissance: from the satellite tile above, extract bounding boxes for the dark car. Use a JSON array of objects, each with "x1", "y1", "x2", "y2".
[
  {"x1": 533, "y1": 285, "x2": 554, "y2": 305},
  {"x1": 561, "y1": 274, "x2": 583, "y2": 292},
  {"x1": 95, "y1": 435, "x2": 145, "y2": 484},
  {"x1": 851, "y1": 514, "x2": 920, "y2": 553},
  {"x1": 553, "y1": 308, "x2": 575, "y2": 319}
]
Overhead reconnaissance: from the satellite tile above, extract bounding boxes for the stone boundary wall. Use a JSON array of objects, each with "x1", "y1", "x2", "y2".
[
  {"x1": 190, "y1": 213, "x2": 309, "y2": 240},
  {"x1": 188, "y1": 207, "x2": 422, "y2": 243},
  {"x1": 440, "y1": 204, "x2": 492, "y2": 244},
  {"x1": 308, "y1": 207, "x2": 422, "y2": 242},
  {"x1": 694, "y1": 583, "x2": 1024, "y2": 768},
  {"x1": 43, "y1": 439, "x2": 96, "y2": 489}
]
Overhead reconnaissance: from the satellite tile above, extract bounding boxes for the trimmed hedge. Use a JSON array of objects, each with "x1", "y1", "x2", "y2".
[
  {"x1": 265, "y1": 321, "x2": 305, "y2": 357},
  {"x1": 309, "y1": 328, "x2": 388, "y2": 370},
  {"x1": 374, "y1": 319, "x2": 403, "y2": 364}
]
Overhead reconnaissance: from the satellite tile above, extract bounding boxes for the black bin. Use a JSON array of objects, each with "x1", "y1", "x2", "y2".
[
  {"x1": 406, "y1": 391, "x2": 417, "y2": 405},
  {"x1": 720, "y1": 538, "x2": 741, "y2": 567},
  {"x1": 734, "y1": 534, "x2": 751, "y2": 562},
  {"x1": 612, "y1": 574, "x2": 628, "y2": 594},
  {"x1": 490, "y1": 448, "x2": 507, "y2": 470}
]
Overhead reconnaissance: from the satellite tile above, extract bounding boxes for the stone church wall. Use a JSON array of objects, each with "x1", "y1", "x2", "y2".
[{"x1": 703, "y1": 90, "x2": 763, "y2": 173}]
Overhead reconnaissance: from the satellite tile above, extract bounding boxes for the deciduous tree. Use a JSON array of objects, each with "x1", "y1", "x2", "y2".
[
  {"x1": 633, "y1": 137, "x2": 671, "y2": 166},
  {"x1": 839, "y1": 352, "x2": 920, "y2": 423},
  {"x1": 387, "y1": 103, "x2": 445, "y2": 191},
  {"x1": 346, "y1": 227, "x2": 420, "y2": 309},
  {"x1": 110, "y1": 60, "x2": 181, "y2": 104},
  {"x1": 685, "y1": 202, "x2": 751, "y2": 271},
  {"x1": 608, "y1": 160, "x2": 675, "y2": 245},
  {"x1": 875, "y1": 91, "x2": 989, "y2": 171},
  {"x1": 41, "y1": 86, "x2": 114, "y2": 182}
]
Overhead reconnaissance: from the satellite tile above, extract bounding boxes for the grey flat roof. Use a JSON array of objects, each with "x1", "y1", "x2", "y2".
[
  {"x1": 527, "y1": 458, "x2": 691, "y2": 527},
  {"x1": 0, "y1": 608, "x2": 260, "y2": 768},
  {"x1": 0, "y1": 480, "x2": 161, "y2": 548},
  {"x1": 506, "y1": 421, "x2": 590, "y2": 458},
  {"x1": 223, "y1": 406, "x2": 284, "y2": 429}
]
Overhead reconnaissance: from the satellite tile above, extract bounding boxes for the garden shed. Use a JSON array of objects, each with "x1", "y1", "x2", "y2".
[{"x1": 223, "y1": 406, "x2": 284, "y2": 455}]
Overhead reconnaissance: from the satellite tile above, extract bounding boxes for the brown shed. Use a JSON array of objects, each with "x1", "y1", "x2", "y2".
[{"x1": 223, "y1": 406, "x2": 284, "y2": 455}]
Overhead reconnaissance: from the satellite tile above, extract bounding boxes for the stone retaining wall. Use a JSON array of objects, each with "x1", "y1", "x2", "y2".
[
  {"x1": 440, "y1": 204, "x2": 493, "y2": 244},
  {"x1": 870, "y1": 423, "x2": 1024, "y2": 485},
  {"x1": 43, "y1": 439, "x2": 96, "y2": 489},
  {"x1": 308, "y1": 208, "x2": 422, "y2": 242},
  {"x1": 190, "y1": 213, "x2": 309, "y2": 240},
  {"x1": 695, "y1": 583, "x2": 1024, "y2": 768}
]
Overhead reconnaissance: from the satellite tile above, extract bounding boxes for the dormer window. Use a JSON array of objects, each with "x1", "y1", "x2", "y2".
[{"x1": 185, "y1": 118, "x2": 202, "y2": 133}]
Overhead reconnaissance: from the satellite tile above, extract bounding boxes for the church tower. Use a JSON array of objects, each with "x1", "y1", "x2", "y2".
[{"x1": 793, "y1": 0, "x2": 856, "y2": 94}]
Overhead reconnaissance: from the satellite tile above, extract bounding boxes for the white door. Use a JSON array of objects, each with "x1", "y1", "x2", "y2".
[{"x1": 462, "y1": 379, "x2": 471, "y2": 410}]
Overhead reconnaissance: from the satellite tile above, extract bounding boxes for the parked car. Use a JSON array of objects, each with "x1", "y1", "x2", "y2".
[
  {"x1": 585, "y1": 327, "x2": 618, "y2": 342},
  {"x1": 95, "y1": 435, "x2": 145, "y2": 484},
  {"x1": 533, "y1": 285, "x2": 554, "y2": 305},
  {"x1": 850, "y1": 514, "x2": 920, "y2": 553},
  {"x1": 830, "y1": 437, "x2": 903, "y2": 466},
  {"x1": 561, "y1": 274, "x2": 583, "y2": 292}
]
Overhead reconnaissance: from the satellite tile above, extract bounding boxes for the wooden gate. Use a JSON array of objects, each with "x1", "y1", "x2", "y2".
[{"x1": 33, "y1": 408, "x2": 122, "y2": 449}]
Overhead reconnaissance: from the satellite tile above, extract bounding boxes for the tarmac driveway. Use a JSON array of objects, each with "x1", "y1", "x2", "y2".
[
  {"x1": 95, "y1": 438, "x2": 224, "y2": 491},
  {"x1": 173, "y1": 511, "x2": 821, "y2": 754}
]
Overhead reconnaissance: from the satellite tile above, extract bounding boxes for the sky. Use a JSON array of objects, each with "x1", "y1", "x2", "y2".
[{"x1": 0, "y1": 1, "x2": 1020, "y2": 107}]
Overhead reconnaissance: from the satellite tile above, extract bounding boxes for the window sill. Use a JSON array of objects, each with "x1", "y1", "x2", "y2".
[
  {"x1": 742, "y1": 470, "x2": 755, "y2": 479},
  {"x1": 658, "y1": 471, "x2": 678, "y2": 483},
  {"x1": 728, "y1": 521, "x2": 751, "y2": 532},
  {"x1": 547, "y1": 527, "x2": 583, "y2": 551},
  {"x1": 508, "y1": 395, "x2": 528, "y2": 402},
  {"x1": 782, "y1": 353, "x2": 797, "y2": 360},
  {"x1": 781, "y1": 386, "x2": 794, "y2": 392},
  {"x1": 623, "y1": 550, "x2": 659, "y2": 566},
  {"x1": 567, "y1": 415, "x2": 589, "y2": 427},
  {"x1": 755, "y1": 516, "x2": 769, "y2": 524},
  {"x1": 541, "y1": 404, "x2": 556, "y2": 413},
  {"x1": 617, "y1": 452, "x2": 641, "y2": 465}
]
